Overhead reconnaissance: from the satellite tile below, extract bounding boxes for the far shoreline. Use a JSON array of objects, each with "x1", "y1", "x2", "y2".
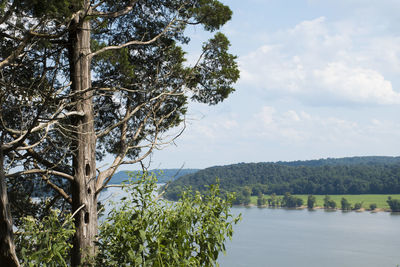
[{"x1": 234, "y1": 204, "x2": 395, "y2": 213}]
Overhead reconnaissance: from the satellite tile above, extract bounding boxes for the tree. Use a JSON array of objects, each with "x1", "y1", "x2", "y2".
[
  {"x1": 281, "y1": 192, "x2": 303, "y2": 208},
  {"x1": 1, "y1": 0, "x2": 239, "y2": 265},
  {"x1": 353, "y1": 202, "x2": 363, "y2": 210},
  {"x1": 257, "y1": 192, "x2": 266, "y2": 207},
  {"x1": 340, "y1": 197, "x2": 352, "y2": 211},
  {"x1": 307, "y1": 195, "x2": 316, "y2": 209},
  {"x1": 268, "y1": 193, "x2": 278, "y2": 207},
  {"x1": 242, "y1": 186, "x2": 252, "y2": 206},
  {"x1": 369, "y1": 203, "x2": 377, "y2": 210},
  {"x1": 323, "y1": 195, "x2": 336, "y2": 209},
  {"x1": 387, "y1": 197, "x2": 400, "y2": 212},
  {"x1": 0, "y1": 146, "x2": 19, "y2": 266}
]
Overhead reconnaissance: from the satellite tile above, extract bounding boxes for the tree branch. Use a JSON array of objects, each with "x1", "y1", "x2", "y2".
[
  {"x1": 6, "y1": 169, "x2": 74, "y2": 181},
  {"x1": 41, "y1": 174, "x2": 72, "y2": 205},
  {"x1": 89, "y1": 17, "x2": 176, "y2": 58}
]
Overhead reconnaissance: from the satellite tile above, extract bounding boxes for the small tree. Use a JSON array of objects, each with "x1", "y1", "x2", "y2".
[
  {"x1": 323, "y1": 195, "x2": 330, "y2": 208},
  {"x1": 307, "y1": 195, "x2": 316, "y2": 209},
  {"x1": 242, "y1": 186, "x2": 252, "y2": 206},
  {"x1": 340, "y1": 198, "x2": 352, "y2": 211},
  {"x1": 281, "y1": 192, "x2": 303, "y2": 208},
  {"x1": 369, "y1": 203, "x2": 377, "y2": 210},
  {"x1": 353, "y1": 202, "x2": 363, "y2": 210},
  {"x1": 268, "y1": 193, "x2": 277, "y2": 207},
  {"x1": 323, "y1": 196, "x2": 336, "y2": 209},
  {"x1": 257, "y1": 192, "x2": 266, "y2": 207},
  {"x1": 233, "y1": 192, "x2": 245, "y2": 205},
  {"x1": 387, "y1": 197, "x2": 400, "y2": 212}
]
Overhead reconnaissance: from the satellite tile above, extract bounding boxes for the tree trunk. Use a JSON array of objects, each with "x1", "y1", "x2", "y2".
[
  {"x1": 68, "y1": 6, "x2": 98, "y2": 266},
  {"x1": 0, "y1": 146, "x2": 20, "y2": 267}
]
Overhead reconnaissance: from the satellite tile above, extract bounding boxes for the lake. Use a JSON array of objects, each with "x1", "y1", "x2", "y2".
[
  {"x1": 100, "y1": 188, "x2": 400, "y2": 267},
  {"x1": 219, "y1": 207, "x2": 400, "y2": 267}
]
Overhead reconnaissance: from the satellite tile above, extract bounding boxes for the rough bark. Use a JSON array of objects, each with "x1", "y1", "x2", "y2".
[
  {"x1": 0, "y1": 146, "x2": 20, "y2": 267},
  {"x1": 68, "y1": 6, "x2": 98, "y2": 266}
]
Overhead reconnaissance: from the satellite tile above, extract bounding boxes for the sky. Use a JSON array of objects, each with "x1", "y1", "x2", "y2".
[{"x1": 120, "y1": 0, "x2": 400, "y2": 170}]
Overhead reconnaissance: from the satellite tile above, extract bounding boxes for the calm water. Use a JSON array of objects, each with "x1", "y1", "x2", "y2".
[
  {"x1": 100, "y1": 188, "x2": 400, "y2": 267},
  {"x1": 219, "y1": 207, "x2": 400, "y2": 267}
]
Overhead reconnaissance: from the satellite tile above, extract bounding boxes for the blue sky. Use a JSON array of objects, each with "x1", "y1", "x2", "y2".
[{"x1": 120, "y1": 0, "x2": 400, "y2": 170}]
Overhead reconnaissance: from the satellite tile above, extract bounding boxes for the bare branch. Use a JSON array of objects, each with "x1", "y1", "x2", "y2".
[
  {"x1": 0, "y1": 34, "x2": 32, "y2": 69},
  {"x1": 41, "y1": 174, "x2": 72, "y2": 205},
  {"x1": 89, "y1": 17, "x2": 177, "y2": 58},
  {"x1": 6, "y1": 169, "x2": 74, "y2": 181}
]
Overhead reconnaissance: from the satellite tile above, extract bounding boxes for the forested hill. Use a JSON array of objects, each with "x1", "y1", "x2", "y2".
[
  {"x1": 108, "y1": 169, "x2": 200, "y2": 184},
  {"x1": 274, "y1": 156, "x2": 400, "y2": 166},
  {"x1": 163, "y1": 156, "x2": 400, "y2": 200}
]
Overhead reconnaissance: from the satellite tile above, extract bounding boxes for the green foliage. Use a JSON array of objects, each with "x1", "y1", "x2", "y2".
[
  {"x1": 257, "y1": 193, "x2": 267, "y2": 207},
  {"x1": 340, "y1": 198, "x2": 352, "y2": 211},
  {"x1": 369, "y1": 203, "x2": 377, "y2": 210},
  {"x1": 108, "y1": 169, "x2": 200, "y2": 185},
  {"x1": 353, "y1": 202, "x2": 363, "y2": 210},
  {"x1": 96, "y1": 173, "x2": 240, "y2": 266},
  {"x1": 190, "y1": 0, "x2": 232, "y2": 31},
  {"x1": 281, "y1": 192, "x2": 303, "y2": 208},
  {"x1": 16, "y1": 0, "x2": 82, "y2": 19},
  {"x1": 15, "y1": 209, "x2": 75, "y2": 267},
  {"x1": 267, "y1": 193, "x2": 280, "y2": 207},
  {"x1": 387, "y1": 196, "x2": 400, "y2": 212},
  {"x1": 307, "y1": 195, "x2": 316, "y2": 209},
  {"x1": 323, "y1": 195, "x2": 337, "y2": 209},
  {"x1": 190, "y1": 32, "x2": 239, "y2": 105}
]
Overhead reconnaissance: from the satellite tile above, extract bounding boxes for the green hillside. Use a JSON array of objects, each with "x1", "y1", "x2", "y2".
[
  {"x1": 108, "y1": 169, "x2": 200, "y2": 184},
  {"x1": 164, "y1": 156, "x2": 400, "y2": 200}
]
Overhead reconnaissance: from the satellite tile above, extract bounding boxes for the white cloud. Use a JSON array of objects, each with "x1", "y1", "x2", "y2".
[
  {"x1": 250, "y1": 106, "x2": 365, "y2": 145},
  {"x1": 239, "y1": 16, "x2": 400, "y2": 106},
  {"x1": 313, "y1": 62, "x2": 400, "y2": 104}
]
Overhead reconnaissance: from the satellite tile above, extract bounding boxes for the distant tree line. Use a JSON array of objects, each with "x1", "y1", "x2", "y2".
[
  {"x1": 236, "y1": 193, "x2": 400, "y2": 212},
  {"x1": 163, "y1": 157, "x2": 400, "y2": 201}
]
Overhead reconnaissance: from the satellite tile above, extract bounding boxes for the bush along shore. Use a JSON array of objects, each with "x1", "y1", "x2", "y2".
[{"x1": 240, "y1": 193, "x2": 400, "y2": 212}]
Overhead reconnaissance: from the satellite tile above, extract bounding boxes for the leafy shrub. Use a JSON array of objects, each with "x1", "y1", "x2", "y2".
[
  {"x1": 281, "y1": 192, "x2": 303, "y2": 208},
  {"x1": 307, "y1": 195, "x2": 316, "y2": 209},
  {"x1": 257, "y1": 193, "x2": 267, "y2": 206},
  {"x1": 15, "y1": 209, "x2": 75, "y2": 267},
  {"x1": 369, "y1": 203, "x2": 377, "y2": 210},
  {"x1": 353, "y1": 202, "x2": 363, "y2": 210},
  {"x1": 323, "y1": 196, "x2": 337, "y2": 209},
  {"x1": 96, "y1": 173, "x2": 241, "y2": 266},
  {"x1": 387, "y1": 197, "x2": 400, "y2": 212},
  {"x1": 340, "y1": 198, "x2": 352, "y2": 211}
]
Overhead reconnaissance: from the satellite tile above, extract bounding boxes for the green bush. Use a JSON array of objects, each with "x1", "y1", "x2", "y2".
[
  {"x1": 15, "y1": 209, "x2": 75, "y2": 267},
  {"x1": 353, "y1": 202, "x2": 363, "y2": 210},
  {"x1": 369, "y1": 203, "x2": 377, "y2": 210},
  {"x1": 281, "y1": 192, "x2": 303, "y2": 208},
  {"x1": 387, "y1": 197, "x2": 400, "y2": 212},
  {"x1": 341, "y1": 198, "x2": 352, "y2": 211},
  {"x1": 257, "y1": 193, "x2": 267, "y2": 206},
  {"x1": 307, "y1": 195, "x2": 316, "y2": 209},
  {"x1": 323, "y1": 195, "x2": 337, "y2": 209},
  {"x1": 96, "y1": 173, "x2": 241, "y2": 266},
  {"x1": 14, "y1": 173, "x2": 240, "y2": 266}
]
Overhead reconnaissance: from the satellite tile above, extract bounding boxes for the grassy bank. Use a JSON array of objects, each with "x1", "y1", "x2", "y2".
[{"x1": 250, "y1": 194, "x2": 400, "y2": 210}]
